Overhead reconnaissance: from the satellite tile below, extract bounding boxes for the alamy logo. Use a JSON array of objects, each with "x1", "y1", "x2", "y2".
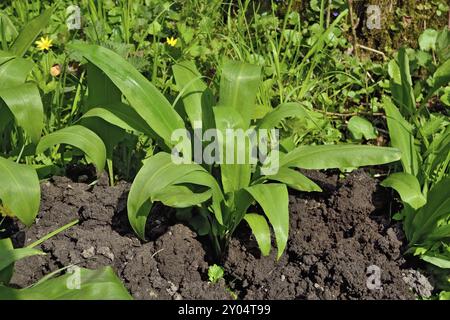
[
  {"x1": 66, "y1": 5, "x2": 81, "y2": 30},
  {"x1": 366, "y1": 265, "x2": 382, "y2": 290},
  {"x1": 366, "y1": 5, "x2": 381, "y2": 30},
  {"x1": 170, "y1": 122, "x2": 280, "y2": 175},
  {"x1": 66, "y1": 266, "x2": 81, "y2": 290}
]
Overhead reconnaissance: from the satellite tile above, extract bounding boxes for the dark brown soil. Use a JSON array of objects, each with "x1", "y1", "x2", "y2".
[
  {"x1": 4, "y1": 175, "x2": 230, "y2": 300},
  {"x1": 1, "y1": 170, "x2": 430, "y2": 300},
  {"x1": 224, "y1": 170, "x2": 422, "y2": 299}
]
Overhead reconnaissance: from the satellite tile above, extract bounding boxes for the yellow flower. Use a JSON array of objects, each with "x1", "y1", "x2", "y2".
[
  {"x1": 166, "y1": 36, "x2": 178, "y2": 47},
  {"x1": 0, "y1": 204, "x2": 14, "y2": 218},
  {"x1": 35, "y1": 36, "x2": 53, "y2": 51}
]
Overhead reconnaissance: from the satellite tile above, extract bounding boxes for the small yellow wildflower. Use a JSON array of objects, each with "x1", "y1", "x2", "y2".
[
  {"x1": 0, "y1": 204, "x2": 14, "y2": 218},
  {"x1": 35, "y1": 36, "x2": 53, "y2": 51},
  {"x1": 166, "y1": 36, "x2": 178, "y2": 47}
]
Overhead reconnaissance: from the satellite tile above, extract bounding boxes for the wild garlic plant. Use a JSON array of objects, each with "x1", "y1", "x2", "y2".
[{"x1": 67, "y1": 43, "x2": 402, "y2": 259}]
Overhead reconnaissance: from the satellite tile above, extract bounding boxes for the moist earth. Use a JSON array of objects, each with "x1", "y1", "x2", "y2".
[{"x1": 2, "y1": 170, "x2": 429, "y2": 299}]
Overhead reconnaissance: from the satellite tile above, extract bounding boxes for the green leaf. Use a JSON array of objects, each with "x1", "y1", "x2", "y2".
[
  {"x1": 347, "y1": 116, "x2": 377, "y2": 140},
  {"x1": 79, "y1": 117, "x2": 126, "y2": 165},
  {"x1": 81, "y1": 102, "x2": 152, "y2": 134},
  {"x1": 0, "y1": 157, "x2": 40, "y2": 226},
  {"x1": 436, "y1": 28, "x2": 450, "y2": 60},
  {"x1": 0, "y1": 238, "x2": 44, "y2": 273},
  {"x1": 153, "y1": 185, "x2": 212, "y2": 208},
  {"x1": 389, "y1": 48, "x2": 415, "y2": 114},
  {"x1": 0, "y1": 83, "x2": 44, "y2": 143},
  {"x1": 383, "y1": 96, "x2": 419, "y2": 175},
  {"x1": 10, "y1": 8, "x2": 54, "y2": 57},
  {"x1": 410, "y1": 178, "x2": 450, "y2": 245},
  {"x1": 213, "y1": 106, "x2": 251, "y2": 194},
  {"x1": 439, "y1": 291, "x2": 450, "y2": 300},
  {"x1": 207, "y1": 264, "x2": 224, "y2": 283},
  {"x1": 172, "y1": 60, "x2": 214, "y2": 130},
  {"x1": 0, "y1": 57, "x2": 34, "y2": 89},
  {"x1": 244, "y1": 213, "x2": 271, "y2": 256},
  {"x1": 0, "y1": 14, "x2": 18, "y2": 48},
  {"x1": 418, "y1": 29, "x2": 438, "y2": 51},
  {"x1": 421, "y1": 254, "x2": 450, "y2": 269},
  {"x1": 36, "y1": 125, "x2": 107, "y2": 173},
  {"x1": 218, "y1": 60, "x2": 261, "y2": 128},
  {"x1": 85, "y1": 63, "x2": 122, "y2": 108},
  {"x1": 423, "y1": 125, "x2": 449, "y2": 178},
  {"x1": 0, "y1": 239, "x2": 14, "y2": 284},
  {"x1": 68, "y1": 43, "x2": 186, "y2": 146},
  {"x1": 430, "y1": 59, "x2": 450, "y2": 96},
  {"x1": 256, "y1": 102, "x2": 318, "y2": 130},
  {"x1": 245, "y1": 184, "x2": 289, "y2": 259},
  {"x1": 127, "y1": 152, "x2": 223, "y2": 239},
  {"x1": 260, "y1": 167, "x2": 322, "y2": 192},
  {"x1": 0, "y1": 267, "x2": 132, "y2": 300},
  {"x1": 428, "y1": 224, "x2": 450, "y2": 242},
  {"x1": 280, "y1": 144, "x2": 401, "y2": 170},
  {"x1": 381, "y1": 172, "x2": 426, "y2": 210},
  {"x1": 0, "y1": 53, "x2": 15, "y2": 67}
]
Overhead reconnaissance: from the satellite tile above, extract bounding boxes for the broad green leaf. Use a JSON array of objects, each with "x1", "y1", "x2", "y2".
[
  {"x1": 245, "y1": 184, "x2": 289, "y2": 259},
  {"x1": 257, "y1": 102, "x2": 318, "y2": 130},
  {"x1": 436, "y1": 29, "x2": 450, "y2": 60},
  {"x1": 430, "y1": 59, "x2": 450, "y2": 96},
  {"x1": 402, "y1": 205, "x2": 417, "y2": 240},
  {"x1": 347, "y1": 116, "x2": 377, "y2": 140},
  {"x1": 0, "y1": 267, "x2": 132, "y2": 300},
  {"x1": 383, "y1": 96, "x2": 419, "y2": 175},
  {"x1": 244, "y1": 214, "x2": 271, "y2": 256},
  {"x1": 80, "y1": 117, "x2": 126, "y2": 164},
  {"x1": 213, "y1": 106, "x2": 251, "y2": 194},
  {"x1": 389, "y1": 48, "x2": 415, "y2": 114},
  {"x1": 68, "y1": 43, "x2": 186, "y2": 146},
  {"x1": 280, "y1": 144, "x2": 401, "y2": 170},
  {"x1": 83, "y1": 63, "x2": 132, "y2": 173},
  {"x1": 82, "y1": 103, "x2": 152, "y2": 134},
  {"x1": 260, "y1": 167, "x2": 322, "y2": 192},
  {"x1": 36, "y1": 125, "x2": 106, "y2": 173},
  {"x1": 418, "y1": 29, "x2": 438, "y2": 51},
  {"x1": 0, "y1": 14, "x2": 18, "y2": 48},
  {"x1": 421, "y1": 254, "x2": 450, "y2": 269},
  {"x1": 439, "y1": 291, "x2": 450, "y2": 300},
  {"x1": 218, "y1": 60, "x2": 261, "y2": 127},
  {"x1": 0, "y1": 53, "x2": 15, "y2": 66},
  {"x1": 0, "y1": 239, "x2": 14, "y2": 284},
  {"x1": 428, "y1": 224, "x2": 450, "y2": 242},
  {"x1": 153, "y1": 185, "x2": 212, "y2": 208},
  {"x1": 0, "y1": 239, "x2": 44, "y2": 272},
  {"x1": 0, "y1": 58, "x2": 33, "y2": 89},
  {"x1": 424, "y1": 125, "x2": 449, "y2": 177},
  {"x1": 225, "y1": 189, "x2": 254, "y2": 229},
  {"x1": 0, "y1": 106, "x2": 12, "y2": 132},
  {"x1": 410, "y1": 178, "x2": 450, "y2": 245},
  {"x1": 10, "y1": 8, "x2": 54, "y2": 57},
  {"x1": 0, "y1": 83, "x2": 44, "y2": 143},
  {"x1": 86, "y1": 63, "x2": 122, "y2": 108},
  {"x1": 0, "y1": 157, "x2": 40, "y2": 226},
  {"x1": 190, "y1": 214, "x2": 211, "y2": 236},
  {"x1": 166, "y1": 170, "x2": 224, "y2": 223},
  {"x1": 127, "y1": 152, "x2": 222, "y2": 238},
  {"x1": 172, "y1": 60, "x2": 214, "y2": 130},
  {"x1": 381, "y1": 172, "x2": 426, "y2": 210}
]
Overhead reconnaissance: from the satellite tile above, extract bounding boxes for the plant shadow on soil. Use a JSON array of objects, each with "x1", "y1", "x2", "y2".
[{"x1": 0, "y1": 168, "x2": 434, "y2": 300}]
